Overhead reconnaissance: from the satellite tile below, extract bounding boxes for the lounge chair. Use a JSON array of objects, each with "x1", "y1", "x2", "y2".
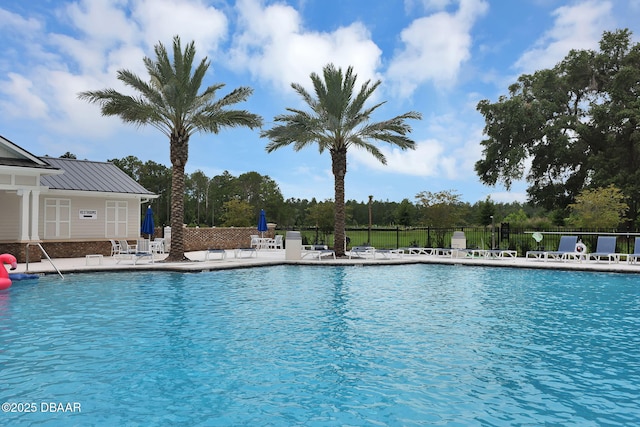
[
  {"x1": 627, "y1": 238, "x2": 640, "y2": 264},
  {"x1": 348, "y1": 246, "x2": 376, "y2": 259},
  {"x1": 526, "y1": 236, "x2": 578, "y2": 261},
  {"x1": 484, "y1": 249, "x2": 518, "y2": 260},
  {"x1": 588, "y1": 236, "x2": 620, "y2": 263},
  {"x1": 402, "y1": 247, "x2": 436, "y2": 255},
  {"x1": 302, "y1": 245, "x2": 336, "y2": 260},
  {"x1": 205, "y1": 249, "x2": 227, "y2": 261},
  {"x1": 116, "y1": 239, "x2": 154, "y2": 264},
  {"x1": 373, "y1": 248, "x2": 404, "y2": 259},
  {"x1": 234, "y1": 248, "x2": 257, "y2": 258}
]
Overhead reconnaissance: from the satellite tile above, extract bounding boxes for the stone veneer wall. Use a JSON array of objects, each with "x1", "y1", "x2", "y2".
[{"x1": 0, "y1": 226, "x2": 276, "y2": 263}]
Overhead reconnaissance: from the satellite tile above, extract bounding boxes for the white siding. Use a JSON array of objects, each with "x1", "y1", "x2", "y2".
[
  {"x1": 38, "y1": 194, "x2": 143, "y2": 240},
  {"x1": 0, "y1": 191, "x2": 21, "y2": 240}
]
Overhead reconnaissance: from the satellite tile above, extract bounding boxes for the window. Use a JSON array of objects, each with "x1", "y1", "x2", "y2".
[
  {"x1": 106, "y1": 201, "x2": 128, "y2": 237},
  {"x1": 44, "y1": 198, "x2": 71, "y2": 238}
]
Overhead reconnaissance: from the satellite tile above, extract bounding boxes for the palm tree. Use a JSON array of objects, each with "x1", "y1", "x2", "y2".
[
  {"x1": 79, "y1": 36, "x2": 263, "y2": 261},
  {"x1": 262, "y1": 63, "x2": 421, "y2": 256}
]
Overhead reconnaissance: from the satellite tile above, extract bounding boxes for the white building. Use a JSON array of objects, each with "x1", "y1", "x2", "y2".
[{"x1": 0, "y1": 135, "x2": 156, "y2": 261}]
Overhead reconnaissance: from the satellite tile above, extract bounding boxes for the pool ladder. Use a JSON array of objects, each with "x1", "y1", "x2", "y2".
[{"x1": 25, "y1": 243, "x2": 64, "y2": 279}]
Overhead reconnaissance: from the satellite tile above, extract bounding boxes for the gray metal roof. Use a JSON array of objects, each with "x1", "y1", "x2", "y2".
[{"x1": 40, "y1": 157, "x2": 155, "y2": 195}]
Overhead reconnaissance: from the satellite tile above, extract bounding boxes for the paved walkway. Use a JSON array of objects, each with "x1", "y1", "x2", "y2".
[{"x1": 9, "y1": 249, "x2": 640, "y2": 277}]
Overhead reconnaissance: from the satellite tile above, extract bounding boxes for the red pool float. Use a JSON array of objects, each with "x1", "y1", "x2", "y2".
[{"x1": 0, "y1": 253, "x2": 18, "y2": 290}]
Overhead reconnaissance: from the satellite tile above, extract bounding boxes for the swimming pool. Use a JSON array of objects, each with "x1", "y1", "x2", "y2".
[{"x1": 1, "y1": 265, "x2": 638, "y2": 426}]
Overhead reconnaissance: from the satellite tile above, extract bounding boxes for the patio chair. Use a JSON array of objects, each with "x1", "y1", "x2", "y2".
[
  {"x1": 116, "y1": 239, "x2": 154, "y2": 265},
  {"x1": 526, "y1": 236, "x2": 578, "y2": 261},
  {"x1": 266, "y1": 235, "x2": 283, "y2": 250},
  {"x1": 109, "y1": 239, "x2": 121, "y2": 256},
  {"x1": 588, "y1": 236, "x2": 620, "y2": 263},
  {"x1": 627, "y1": 237, "x2": 640, "y2": 264},
  {"x1": 118, "y1": 239, "x2": 137, "y2": 254},
  {"x1": 151, "y1": 238, "x2": 165, "y2": 254},
  {"x1": 250, "y1": 235, "x2": 260, "y2": 249}
]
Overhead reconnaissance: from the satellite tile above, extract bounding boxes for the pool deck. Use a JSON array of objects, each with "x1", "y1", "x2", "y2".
[{"x1": 9, "y1": 249, "x2": 640, "y2": 277}]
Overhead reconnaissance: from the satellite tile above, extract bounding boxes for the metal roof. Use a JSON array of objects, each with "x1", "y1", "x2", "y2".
[{"x1": 40, "y1": 157, "x2": 155, "y2": 195}]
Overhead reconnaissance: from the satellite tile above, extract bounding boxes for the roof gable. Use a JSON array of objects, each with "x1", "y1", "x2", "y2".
[
  {"x1": 40, "y1": 157, "x2": 154, "y2": 195},
  {"x1": 0, "y1": 135, "x2": 59, "y2": 170}
]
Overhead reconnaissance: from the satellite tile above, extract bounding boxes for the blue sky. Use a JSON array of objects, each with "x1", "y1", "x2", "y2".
[{"x1": 1, "y1": 0, "x2": 639, "y2": 204}]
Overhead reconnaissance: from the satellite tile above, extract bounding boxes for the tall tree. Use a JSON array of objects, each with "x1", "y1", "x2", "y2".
[
  {"x1": 209, "y1": 171, "x2": 237, "y2": 226},
  {"x1": 262, "y1": 63, "x2": 421, "y2": 256},
  {"x1": 395, "y1": 198, "x2": 417, "y2": 227},
  {"x1": 475, "y1": 29, "x2": 640, "y2": 223},
  {"x1": 79, "y1": 36, "x2": 262, "y2": 261},
  {"x1": 186, "y1": 170, "x2": 210, "y2": 225}
]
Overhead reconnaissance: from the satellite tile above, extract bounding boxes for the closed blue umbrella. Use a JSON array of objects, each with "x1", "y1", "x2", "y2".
[
  {"x1": 257, "y1": 209, "x2": 268, "y2": 237},
  {"x1": 141, "y1": 206, "x2": 155, "y2": 238}
]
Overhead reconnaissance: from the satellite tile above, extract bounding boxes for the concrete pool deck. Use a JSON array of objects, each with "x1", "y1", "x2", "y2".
[{"x1": 8, "y1": 248, "x2": 640, "y2": 276}]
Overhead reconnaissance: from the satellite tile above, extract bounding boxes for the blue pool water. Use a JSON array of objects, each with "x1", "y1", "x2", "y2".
[{"x1": 0, "y1": 265, "x2": 639, "y2": 426}]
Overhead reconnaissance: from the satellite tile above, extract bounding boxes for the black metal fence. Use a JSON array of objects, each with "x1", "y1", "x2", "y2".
[{"x1": 280, "y1": 226, "x2": 640, "y2": 256}]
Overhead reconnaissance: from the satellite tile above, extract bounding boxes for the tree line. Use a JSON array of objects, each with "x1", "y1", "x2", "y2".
[
  {"x1": 61, "y1": 150, "x2": 627, "y2": 233},
  {"x1": 105, "y1": 154, "x2": 552, "y2": 229}
]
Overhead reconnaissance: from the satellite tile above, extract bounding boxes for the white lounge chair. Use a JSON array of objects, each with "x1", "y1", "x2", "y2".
[
  {"x1": 374, "y1": 249, "x2": 404, "y2": 259},
  {"x1": 302, "y1": 245, "x2": 335, "y2": 260},
  {"x1": 526, "y1": 236, "x2": 578, "y2": 261},
  {"x1": 402, "y1": 247, "x2": 436, "y2": 255},
  {"x1": 205, "y1": 249, "x2": 227, "y2": 261},
  {"x1": 348, "y1": 246, "x2": 376, "y2": 259},
  {"x1": 588, "y1": 236, "x2": 620, "y2": 263},
  {"x1": 627, "y1": 238, "x2": 640, "y2": 264},
  {"x1": 484, "y1": 249, "x2": 518, "y2": 260}
]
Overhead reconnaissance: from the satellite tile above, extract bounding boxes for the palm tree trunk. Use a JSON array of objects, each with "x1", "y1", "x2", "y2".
[
  {"x1": 166, "y1": 132, "x2": 189, "y2": 261},
  {"x1": 332, "y1": 148, "x2": 347, "y2": 257}
]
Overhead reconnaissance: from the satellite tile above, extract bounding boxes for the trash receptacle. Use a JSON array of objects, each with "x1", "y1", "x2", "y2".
[
  {"x1": 285, "y1": 231, "x2": 302, "y2": 260},
  {"x1": 451, "y1": 231, "x2": 466, "y2": 258},
  {"x1": 451, "y1": 231, "x2": 466, "y2": 249}
]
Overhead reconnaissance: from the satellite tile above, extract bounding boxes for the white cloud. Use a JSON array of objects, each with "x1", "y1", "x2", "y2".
[
  {"x1": 0, "y1": 8, "x2": 42, "y2": 33},
  {"x1": 350, "y1": 139, "x2": 445, "y2": 177},
  {"x1": 386, "y1": 0, "x2": 488, "y2": 97},
  {"x1": 0, "y1": 73, "x2": 49, "y2": 119},
  {"x1": 514, "y1": 1, "x2": 614, "y2": 72},
  {"x1": 228, "y1": 0, "x2": 382, "y2": 94},
  {"x1": 404, "y1": 0, "x2": 454, "y2": 13},
  {"x1": 132, "y1": 0, "x2": 228, "y2": 53},
  {"x1": 0, "y1": 0, "x2": 230, "y2": 142},
  {"x1": 63, "y1": 0, "x2": 138, "y2": 45}
]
